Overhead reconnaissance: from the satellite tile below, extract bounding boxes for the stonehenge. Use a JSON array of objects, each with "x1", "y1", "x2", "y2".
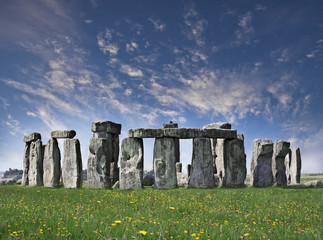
[{"x1": 21, "y1": 120, "x2": 303, "y2": 190}]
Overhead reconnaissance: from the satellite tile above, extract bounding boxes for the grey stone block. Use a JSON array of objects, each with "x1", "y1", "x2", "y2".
[
  {"x1": 62, "y1": 139, "x2": 83, "y2": 188},
  {"x1": 272, "y1": 140, "x2": 290, "y2": 187},
  {"x1": 202, "y1": 122, "x2": 231, "y2": 129},
  {"x1": 290, "y1": 148, "x2": 301, "y2": 184},
  {"x1": 43, "y1": 138, "x2": 61, "y2": 188},
  {"x1": 189, "y1": 138, "x2": 215, "y2": 188},
  {"x1": 250, "y1": 139, "x2": 273, "y2": 187},
  {"x1": 51, "y1": 130, "x2": 76, "y2": 139},
  {"x1": 153, "y1": 137, "x2": 178, "y2": 189},
  {"x1": 28, "y1": 139, "x2": 43, "y2": 186},
  {"x1": 119, "y1": 137, "x2": 144, "y2": 189},
  {"x1": 91, "y1": 120, "x2": 121, "y2": 134},
  {"x1": 87, "y1": 137, "x2": 112, "y2": 188},
  {"x1": 128, "y1": 128, "x2": 164, "y2": 138},
  {"x1": 23, "y1": 132, "x2": 41, "y2": 143},
  {"x1": 22, "y1": 143, "x2": 30, "y2": 185}
]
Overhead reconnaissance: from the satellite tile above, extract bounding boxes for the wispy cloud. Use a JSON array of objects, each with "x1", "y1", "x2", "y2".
[
  {"x1": 235, "y1": 11, "x2": 254, "y2": 45},
  {"x1": 97, "y1": 29, "x2": 119, "y2": 56},
  {"x1": 2, "y1": 114, "x2": 20, "y2": 136},
  {"x1": 120, "y1": 64, "x2": 143, "y2": 77},
  {"x1": 148, "y1": 17, "x2": 166, "y2": 32}
]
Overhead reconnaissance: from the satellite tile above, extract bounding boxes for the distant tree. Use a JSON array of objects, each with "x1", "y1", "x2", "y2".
[{"x1": 3, "y1": 168, "x2": 23, "y2": 179}]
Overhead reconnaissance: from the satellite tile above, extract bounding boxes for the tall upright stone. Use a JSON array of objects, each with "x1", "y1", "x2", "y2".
[
  {"x1": 62, "y1": 139, "x2": 83, "y2": 188},
  {"x1": 43, "y1": 138, "x2": 61, "y2": 188},
  {"x1": 120, "y1": 137, "x2": 144, "y2": 189},
  {"x1": 202, "y1": 123, "x2": 231, "y2": 185},
  {"x1": 189, "y1": 138, "x2": 215, "y2": 188},
  {"x1": 87, "y1": 137, "x2": 112, "y2": 188},
  {"x1": 22, "y1": 132, "x2": 41, "y2": 186},
  {"x1": 290, "y1": 148, "x2": 301, "y2": 184},
  {"x1": 111, "y1": 134, "x2": 120, "y2": 184},
  {"x1": 162, "y1": 122, "x2": 180, "y2": 163},
  {"x1": 153, "y1": 137, "x2": 178, "y2": 189},
  {"x1": 222, "y1": 138, "x2": 246, "y2": 187},
  {"x1": 285, "y1": 149, "x2": 291, "y2": 184},
  {"x1": 250, "y1": 139, "x2": 273, "y2": 187},
  {"x1": 272, "y1": 140, "x2": 290, "y2": 187},
  {"x1": 28, "y1": 139, "x2": 44, "y2": 186}
]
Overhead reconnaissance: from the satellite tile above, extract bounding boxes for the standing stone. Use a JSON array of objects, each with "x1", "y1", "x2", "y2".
[
  {"x1": 250, "y1": 139, "x2": 273, "y2": 187},
  {"x1": 272, "y1": 141, "x2": 290, "y2": 187},
  {"x1": 290, "y1": 148, "x2": 302, "y2": 184},
  {"x1": 87, "y1": 137, "x2": 112, "y2": 188},
  {"x1": 162, "y1": 122, "x2": 180, "y2": 163},
  {"x1": 189, "y1": 138, "x2": 215, "y2": 188},
  {"x1": 187, "y1": 164, "x2": 191, "y2": 177},
  {"x1": 23, "y1": 132, "x2": 41, "y2": 143},
  {"x1": 43, "y1": 138, "x2": 61, "y2": 188},
  {"x1": 176, "y1": 162, "x2": 182, "y2": 173},
  {"x1": 22, "y1": 143, "x2": 31, "y2": 185},
  {"x1": 285, "y1": 149, "x2": 291, "y2": 184},
  {"x1": 153, "y1": 137, "x2": 178, "y2": 189},
  {"x1": 28, "y1": 139, "x2": 43, "y2": 186},
  {"x1": 62, "y1": 139, "x2": 83, "y2": 188},
  {"x1": 120, "y1": 137, "x2": 144, "y2": 189},
  {"x1": 222, "y1": 138, "x2": 246, "y2": 187},
  {"x1": 111, "y1": 134, "x2": 120, "y2": 184}
]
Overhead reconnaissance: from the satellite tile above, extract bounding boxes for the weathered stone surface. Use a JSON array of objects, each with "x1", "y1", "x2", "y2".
[
  {"x1": 250, "y1": 139, "x2": 274, "y2": 187},
  {"x1": 187, "y1": 164, "x2": 191, "y2": 177},
  {"x1": 0, "y1": 178, "x2": 16, "y2": 185},
  {"x1": 215, "y1": 139, "x2": 225, "y2": 185},
  {"x1": 272, "y1": 140, "x2": 290, "y2": 187},
  {"x1": 128, "y1": 128, "x2": 237, "y2": 139},
  {"x1": 285, "y1": 149, "x2": 291, "y2": 184},
  {"x1": 214, "y1": 174, "x2": 220, "y2": 186},
  {"x1": 23, "y1": 132, "x2": 41, "y2": 143},
  {"x1": 153, "y1": 137, "x2": 178, "y2": 189},
  {"x1": 22, "y1": 143, "x2": 30, "y2": 185},
  {"x1": 111, "y1": 134, "x2": 120, "y2": 183},
  {"x1": 87, "y1": 137, "x2": 112, "y2": 188},
  {"x1": 129, "y1": 128, "x2": 164, "y2": 138},
  {"x1": 177, "y1": 172, "x2": 188, "y2": 186},
  {"x1": 176, "y1": 162, "x2": 182, "y2": 173},
  {"x1": 222, "y1": 138, "x2": 246, "y2": 187},
  {"x1": 43, "y1": 138, "x2": 61, "y2": 188},
  {"x1": 119, "y1": 137, "x2": 144, "y2": 189},
  {"x1": 91, "y1": 120, "x2": 121, "y2": 134},
  {"x1": 237, "y1": 133, "x2": 244, "y2": 141},
  {"x1": 290, "y1": 148, "x2": 301, "y2": 184},
  {"x1": 189, "y1": 138, "x2": 215, "y2": 188},
  {"x1": 110, "y1": 162, "x2": 119, "y2": 185},
  {"x1": 303, "y1": 180, "x2": 323, "y2": 188},
  {"x1": 162, "y1": 122, "x2": 180, "y2": 163},
  {"x1": 28, "y1": 140, "x2": 43, "y2": 186},
  {"x1": 51, "y1": 130, "x2": 76, "y2": 139},
  {"x1": 62, "y1": 139, "x2": 83, "y2": 188},
  {"x1": 202, "y1": 122, "x2": 231, "y2": 130},
  {"x1": 143, "y1": 173, "x2": 154, "y2": 186}
]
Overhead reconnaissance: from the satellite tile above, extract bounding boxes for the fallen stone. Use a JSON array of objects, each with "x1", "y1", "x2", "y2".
[
  {"x1": 17, "y1": 179, "x2": 22, "y2": 184},
  {"x1": 290, "y1": 148, "x2": 302, "y2": 184},
  {"x1": 51, "y1": 130, "x2": 76, "y2": 139},
  {"x1": 272, "y1": 140, "x2": 290, "y2": 187},
  {"x1": 162, "y1": 121, "x2": 178, "y2": 128},
  {"x1": 28, "y1": 139, "x2": 43, "y2": 186},
  {"x1": 153, "y1": 137, "x2": 178, "y2": 189},
  {"x1": 222, "y1": 138, "x2": 246, "y2": 187},
  {"x1": 112, "y1": 180, "x2": 119, "y2": 189},
  {"x1": 87, "y1": 137, "x2": 112, "y2": 188},
  {"x1": 250, "y1": 139, "x2": 274, "y2": 187},
  {"x1": 303, "y1": 180, "x2": 323, "y2": 188},
  {"x1": 176, "y1": 162, "x2": 182, "y2": 173},
  {"x1": 189, "y1": 138, "x2": 215, "y2": 188},
  {"x1": 62, "y1": 139, "x2": 83, "y2": 188},
  {"x1": 43, "y1": 138, "x2": 61, "y2": 188},
  {"x1": 23, "y1": 132, "x2": 41, "y2": 143},
  {"x1": 21, "y1": 143, "x2": 31, "y2": 185},
  {"x1": 177, "y1": 172, "x2": 188, "y2": 186},
  {"x1": 91, "y1": 120, "x2": 121, "y2": 134},
  {"x1": 119, "y1": 137, "x2": 144, "y2": 189},
  {"x1": 143, "y1": 173, "x2": 154, "y2": 186},
  {"x1": 0, "y1": 178, "x2": 16, "y2": 185}
]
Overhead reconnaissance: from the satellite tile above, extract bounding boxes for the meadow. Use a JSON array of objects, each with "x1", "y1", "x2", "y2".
[{"x1": 0, "y1": 176, "x2": 322, "y2": 240}]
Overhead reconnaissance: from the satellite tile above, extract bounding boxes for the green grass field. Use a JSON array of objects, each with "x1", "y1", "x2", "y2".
[{"x1": 0, "y1": 175, "x2": 322, "y2": 239}]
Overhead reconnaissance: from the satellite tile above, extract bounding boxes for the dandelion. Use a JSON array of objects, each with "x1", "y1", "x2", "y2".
[
  {"x1": 97, "y1": 201, "x2": 101, "y2": 203},
  {"x1": 139, "y1": 230, "x2": 147, "y2": 235},
  {"x1": 169, "y1": 207, "x2": 175, "y2": 210},
  {"x1": 114, "y1": 220, "x2": 121, "y2": 224}
]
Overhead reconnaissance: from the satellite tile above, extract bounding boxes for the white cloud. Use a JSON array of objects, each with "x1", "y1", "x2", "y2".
[
  {"x1": 255, "y1": 4, "x2": 267, "y2": 11},
  {"x1": 235, "y1": 11, "x2": 254, "y2": 45},
  {"x1": 0, "y1": 97, "x2": 9, "y2": 109},
  {"x1": 2, "y1": 114, "x2": 20, "y2": 136},
  {"x1": 126, "y1": 41, "x2": 139, "y2": 52},
  {"x1": 97, "y1": 29, "x2": 119, "y2": 56},
  {"x1": 26, "y1": 111, "x2": 37, "y2": 117},
  {"x1": 120, "y1": 64, "x2": 143, "y2": 77},
  {"x1": 125, "y1": 89, "x2": 133, "y2": 96},
  {"x1": 84, "y1": 19, "x2": 93, "y2": 24},
  {"x1": 37, "y1": 107, "x2": 67, "y2": 130},
  {"x1": 148, "y1": 17, "x2": 166, "y2": 32}
]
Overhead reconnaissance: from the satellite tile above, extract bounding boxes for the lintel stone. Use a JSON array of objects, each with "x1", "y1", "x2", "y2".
[
  {"x1": 128, "y1": 128, "x2": 237, "y2": 139},
  {"x1": 51, "y1": 130, "x2": 76, "y2": 139},
  {"x1": 24, "y1": 132, "x2": 41, "y2": 143},
  {"x1": 91, "y1": 120, "x2": 121, "y2": 134}
]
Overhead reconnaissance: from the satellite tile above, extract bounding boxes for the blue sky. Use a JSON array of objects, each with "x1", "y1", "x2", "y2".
[{"x1": 0, "y1": 0, "x2": 322, "y2": 173}]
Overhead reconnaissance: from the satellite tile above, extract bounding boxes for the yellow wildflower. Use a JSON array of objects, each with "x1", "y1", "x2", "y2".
[{"x1": 139, "y1": 230, "x2": 147, "y2": 235}]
